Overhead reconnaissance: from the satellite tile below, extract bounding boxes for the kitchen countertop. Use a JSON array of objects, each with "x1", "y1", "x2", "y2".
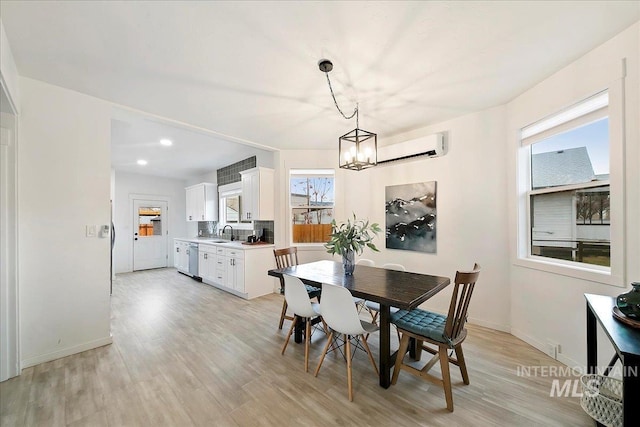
[{"x1": 174, "y1": 237, "x2": 274, "y2": 250}]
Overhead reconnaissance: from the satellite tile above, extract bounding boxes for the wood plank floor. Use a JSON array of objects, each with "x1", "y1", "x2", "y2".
[{"x1": 1, "y1": 268, "x2": 593, "y2": 426}]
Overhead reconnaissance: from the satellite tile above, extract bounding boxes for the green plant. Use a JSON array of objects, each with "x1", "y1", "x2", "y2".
[{"x1": 325, "y1": 214, "x2": 382, "y2": 255}]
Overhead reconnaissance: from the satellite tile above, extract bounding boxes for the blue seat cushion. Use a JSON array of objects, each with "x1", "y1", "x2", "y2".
[
  {"x1": 279, "y1": 283, "x2": 321, "y2": 299},
  {"x1": 305, "y1": 285, "x2": 322, "y2": 299},
  {"x1": 391, "y1": 308, "x2": 448, "y2": 343}
]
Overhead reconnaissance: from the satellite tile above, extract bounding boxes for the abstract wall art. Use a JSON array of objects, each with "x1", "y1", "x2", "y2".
[{"x1": 385, "y1": 181, "x2": 437, "y2": 253}]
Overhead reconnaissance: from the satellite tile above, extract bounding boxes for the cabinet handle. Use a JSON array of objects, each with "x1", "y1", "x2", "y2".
[
  {"x1": 176, "y1": 248, "x2": 179, "y2": 252},
  {"x1": 189, "y1": 215, "x2": 192, "y2": 220},
  {"x1": 204, "y1": 253, "x2": 207, "y2": 260}
]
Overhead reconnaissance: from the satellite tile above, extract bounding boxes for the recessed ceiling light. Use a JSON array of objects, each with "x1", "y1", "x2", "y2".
[
  {"x1": 160, "y1": 139, "x2": 173, "y2": 146},
  {"x1": 137, "y1": 159, "x2": 148, "y2": 166}
]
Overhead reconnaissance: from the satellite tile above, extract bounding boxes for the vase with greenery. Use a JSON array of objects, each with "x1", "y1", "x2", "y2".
[{"x1": 325, "y1": 214, "x2": 381, "y2": 275}]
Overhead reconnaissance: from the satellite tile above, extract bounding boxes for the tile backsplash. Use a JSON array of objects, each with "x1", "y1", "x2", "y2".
[
  {"x1": 196, "y1": 156, "x2": 273, "y2": 243},
  {"x1": 197, "y1": 220, "x2": 274, "y2": 243},
  {"x1": 217, "y1": 156, "x2": 256, "y2": 186}
]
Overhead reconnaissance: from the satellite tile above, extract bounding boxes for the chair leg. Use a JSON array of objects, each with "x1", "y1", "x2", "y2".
[
  {"x1": 439, "y1": 345, "x2": 454, "y2": 412},
  {"x1": 392, "y1": 332, "x2": 410, "y2": 385},
  {"x1": 304, "y1": 318, "x2": 311, "y2": 373},
  {"x1": 314, "y1": 331, "x2": 333, "y2": 377},
  {"x1": 278, "y1": 299, "x2": 288, "y2": 330},
  {"x1": 361, "y1": 335, "x2": 379, "y2": 376},
  {"x1": 346, "y1": 334, "x2": 353, "y2": 401},
  {"x1": 281, "y1": 316, "x2": 297, "y2": 355},
  {"x1": 455, "y1": 344, "x2": 470, "y2": 385},
  {"x1": 371, "y1": 310, "x2": 379, "y2": 325}
]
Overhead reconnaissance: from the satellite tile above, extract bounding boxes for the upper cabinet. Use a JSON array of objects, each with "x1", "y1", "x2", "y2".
[
  {"x1": 240, "y1": 167, "x2": 274, "y2": 221},
  {"x1": 186, "y1": 183, "x2": 217, "y2": 222}
]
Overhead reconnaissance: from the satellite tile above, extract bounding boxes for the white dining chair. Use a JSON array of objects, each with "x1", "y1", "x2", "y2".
[
  {"x1": 314, "y1": 283, "x2": 379, "y2": 401},
  {"x1": 356, "y1": 258, "x2": 375, "y2": 267},
  {"x1": 281, "y1": 274, "x2": 328, "y2": 372}
]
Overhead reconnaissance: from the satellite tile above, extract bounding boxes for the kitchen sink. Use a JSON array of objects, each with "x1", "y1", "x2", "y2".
[{"x1": 209, "y1": 240, "x2": 229, "y2": 243}]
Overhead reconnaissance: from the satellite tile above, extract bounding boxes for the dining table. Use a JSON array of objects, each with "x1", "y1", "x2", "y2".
[{"x1": 267, "y1": 260, "x2": 451, "y2": 388}]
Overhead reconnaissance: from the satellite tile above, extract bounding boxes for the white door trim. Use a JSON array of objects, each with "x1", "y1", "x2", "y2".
[
  {"x1": 129, "y1": 194, "x2": 171, "y2": 271},
  {"x1": 0, "y1": 76, "x2": 20, "y2": 381}
]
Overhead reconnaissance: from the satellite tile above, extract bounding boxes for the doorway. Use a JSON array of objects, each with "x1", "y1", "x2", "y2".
[
  {"x1": 132, "y1": 199, "x2": 168, "y2": 271},
  {"x1": 1, "y1": 85, "x2": 19, "y2": 381}
]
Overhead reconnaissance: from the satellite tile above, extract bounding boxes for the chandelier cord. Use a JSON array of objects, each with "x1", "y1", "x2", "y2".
[{"x1": 324, "y1": 72, "x2": 359, "y2": 128}]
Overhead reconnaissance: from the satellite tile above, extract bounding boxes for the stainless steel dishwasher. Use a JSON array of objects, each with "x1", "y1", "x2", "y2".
[{"x1": 188, "y1": 243, "x2": 199, "y2": 278}]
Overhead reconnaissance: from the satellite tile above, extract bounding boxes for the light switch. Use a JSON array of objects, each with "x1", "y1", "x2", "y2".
[{"x1": 86, "y1": 225, "x2": 97, "y2": 237}]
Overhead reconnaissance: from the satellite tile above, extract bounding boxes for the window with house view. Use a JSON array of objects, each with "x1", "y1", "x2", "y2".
[
  {"x1": 523, "y1": 91, "x2": 610, "y2": 267},
  {"x1": 290, "y1": 170, "x2": 335, "y2": 244}
]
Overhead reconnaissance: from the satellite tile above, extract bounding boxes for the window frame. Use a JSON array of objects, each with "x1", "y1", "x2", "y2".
[
  {"x1": 288, "y1": 169, "x2": 336, "y2": 247},
  {"x1": 515, "y1": 88, "x2": 625, "y2": 287}
]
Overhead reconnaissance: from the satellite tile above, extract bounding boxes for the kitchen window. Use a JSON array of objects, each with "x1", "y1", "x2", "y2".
[
  {"x1": 521, "y1": 91, "x2": 611, "y2": 269},
  {"x1": 290, "y1": 169, "x2": 335, "y2": 244}
]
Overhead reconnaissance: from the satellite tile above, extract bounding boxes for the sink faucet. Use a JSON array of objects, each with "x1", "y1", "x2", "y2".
[{"x1": 221, "y1": 225, "x2": 235, "y2": 241}]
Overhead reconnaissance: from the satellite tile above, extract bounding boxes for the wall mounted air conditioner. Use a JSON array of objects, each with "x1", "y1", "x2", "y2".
[{"x1": 377, "y1": 133, "x2": 445, "y2": 164}]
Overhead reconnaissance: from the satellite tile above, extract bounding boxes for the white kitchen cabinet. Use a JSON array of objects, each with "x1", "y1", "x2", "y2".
[
  {"x1": 240, "y1": 167, "x2": 274, "y2": 221},
  {"x1": 198, "y1": 244, "x2": 217, "y2": 283},
  {"x1": 173, "y1": 240, "x2": 189, "y2": 273},
  {"x1": 185, "y1": 183, "x2": 217, "y2": 222},
  {"x1": 224, "y1": 248, "x2": 245, "y2": 293},
  {"x1": 182, "y1": 241, "x2": 275, "y2": 299}
]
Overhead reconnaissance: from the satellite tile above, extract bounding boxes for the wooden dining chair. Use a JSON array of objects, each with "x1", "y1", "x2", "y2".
[
  {"x1": 391, "y1": 263, "x2": 481, "y2": 412},
  {"x1": 314, "y1": 283, "x2": 379, "y2": 401},
  {"x1": 274, "y1": 247, "x2": 321, "y2": 329}
]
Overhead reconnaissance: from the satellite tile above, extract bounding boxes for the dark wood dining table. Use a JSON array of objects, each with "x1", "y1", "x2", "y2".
[{"x1": 267, "y1": 260, "x2": 450, "y2": 388}]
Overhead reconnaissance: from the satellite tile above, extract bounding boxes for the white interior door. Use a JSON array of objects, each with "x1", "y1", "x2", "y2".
[
  {"x1": 133, "y1": 199, "x2": 168, "y2": 271},
  {"x1": 1, "y1": 99, "x2": 19, "y2": 381}
]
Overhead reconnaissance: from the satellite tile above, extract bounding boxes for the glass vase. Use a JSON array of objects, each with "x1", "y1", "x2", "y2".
[
  {"x1": 616, "y1": 282, "x2": 640, "y2": 319},
  {"x1": 342, "y1": 250, "x2": 355, "y2": 275}
]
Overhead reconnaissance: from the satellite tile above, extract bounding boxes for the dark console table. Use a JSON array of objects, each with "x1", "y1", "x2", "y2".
[{"x1": 585, "y1": 293, "x2": 640, "y2": 426}]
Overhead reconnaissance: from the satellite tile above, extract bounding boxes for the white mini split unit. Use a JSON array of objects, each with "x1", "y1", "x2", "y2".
[{"x1": 377, "y1": 132, "x2": 445, "y2": 164}]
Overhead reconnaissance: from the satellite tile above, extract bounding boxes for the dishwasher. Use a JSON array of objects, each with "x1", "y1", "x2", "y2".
[{"x1": 188, "y1": 242, "x2": 200, "y2": 279}]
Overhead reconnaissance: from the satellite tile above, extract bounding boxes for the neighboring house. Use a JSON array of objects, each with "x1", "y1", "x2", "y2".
[{"x1": 531, "y1": 147, "x2": 610, "y2": 262}]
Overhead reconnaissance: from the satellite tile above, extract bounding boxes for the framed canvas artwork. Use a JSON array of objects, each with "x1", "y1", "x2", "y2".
[{"x1": 385, "y1": 181, "x2": 437, "y2": 253}]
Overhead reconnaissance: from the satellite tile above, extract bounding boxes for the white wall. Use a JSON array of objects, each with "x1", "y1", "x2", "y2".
[
  {"x1": 507, "y1": 23, "x2": 640, "y2": 367},
  {"x1": 274, "y1": 114, "x2": 512, "y2": 332},
  {"x1": 113, "y1": 171, "x2": 187, "y2": 273},
  {"x1": 341, "y1": 106, "x2": 511, "y2": 331},
  {"x1": 18, "y1": 77, "x2": 112, "y2": 367},
  {"x1": 0, "y1": 19, "x2": 20, "y2": 111}
]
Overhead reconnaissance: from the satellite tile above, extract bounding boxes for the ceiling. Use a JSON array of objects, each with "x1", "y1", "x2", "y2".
[{"x1": 2, "y1": 1, "x2": 639, "y2": 178}]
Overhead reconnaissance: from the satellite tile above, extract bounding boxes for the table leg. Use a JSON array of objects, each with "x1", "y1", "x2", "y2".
[
  {"x1": 586, "y1": 302, "x2": 605, "y2": 427},
  {"x1": 586, "y1": 302, "x2": 597, "y2": 373},
  {"x1": 379, "y1": 304, "x2": 391, "y2": 388},
  {"x1": 623, "y1": 354, "x2": 640, "y2": 427},
  {"x1": 294, "y1": 317, "x2": 304, "y2": 344}
]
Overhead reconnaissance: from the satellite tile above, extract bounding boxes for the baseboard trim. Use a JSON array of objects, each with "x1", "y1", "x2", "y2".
[
  {"x1": 467, "y1": 316, "x2": 510, "y2": 333},
  {"x1": 21, "y1": 335, "x2": 113, "y2": 369}
]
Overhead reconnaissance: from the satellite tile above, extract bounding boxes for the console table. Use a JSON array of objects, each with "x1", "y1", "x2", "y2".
[{"x1": 585, "y1": 293, "x2": 640, "y2": 427}]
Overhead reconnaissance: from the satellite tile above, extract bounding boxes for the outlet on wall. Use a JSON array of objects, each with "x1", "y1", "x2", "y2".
[
  {"x1": 86, "y1": 225, "x2": 97, "y2": 237},
  {"x1": 546, "y1": 341, "x2": 560, "y2": 359}
]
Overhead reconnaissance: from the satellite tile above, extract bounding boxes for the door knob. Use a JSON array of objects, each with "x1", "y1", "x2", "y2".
[{"x1": 134, "y1": 237, "x2": 138, "y2": 241}]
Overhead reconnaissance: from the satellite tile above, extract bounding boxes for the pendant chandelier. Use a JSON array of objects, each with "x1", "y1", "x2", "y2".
[{"x1": 318, "y1": 59, "x2": 377, "y2": 171}]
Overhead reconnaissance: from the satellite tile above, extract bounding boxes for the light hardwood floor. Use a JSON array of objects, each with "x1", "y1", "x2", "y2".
[{"x1": 1, "y1": 268, "x2": 593, "y2": 426}]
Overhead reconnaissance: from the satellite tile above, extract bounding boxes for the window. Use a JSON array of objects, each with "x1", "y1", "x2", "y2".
[
  {"x1": 522, "y1": 91, "x2": 610, "y2": 268},
  {"x1": 290, "y1": 169, "x2": 335, "y2": 244}
]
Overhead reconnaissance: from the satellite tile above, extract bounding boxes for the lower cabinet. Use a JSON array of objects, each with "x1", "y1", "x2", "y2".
[
  {"x1": 174, "y1": 240, "x2": 189, "y2": 273},
  {"x1": 198, "y1": 243, "x2": 274, "y2": 299},
  {"x1": 198, "y1": 244, "x2": 217, "y2": 283}
]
